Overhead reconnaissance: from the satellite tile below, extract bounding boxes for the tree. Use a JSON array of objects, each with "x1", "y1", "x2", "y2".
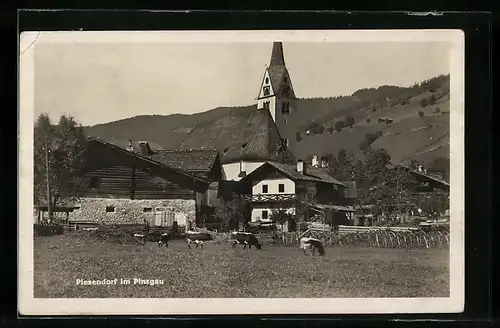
[
  {"x1": 327, "y1": 125, "x2": 334, "y2": 134},
  {"x1": 435, "y1": 107, "x2": 441, "y2": 114},
  {"x1": 429, "y1": 94, "x2": 437, "y2": 105},
  {"x1": 366, "y1": 118, "x2": 371, "y2": 124},
  {"x1": 270, "y1": 208, "x2": 296, "y2": 231},
  {"x1": 214, "y1": 193, "x2": 248, "y2": 231},
  {"x1": 420, "y1": 99, "x2": 427, "y2": 107},
  {"x1": 330, "y1": 149, "x2": 355, "y2": 181},
  {"x1": 418, "y1": 111, "x2": 425, "y2": 117},
  {"x1": 345, "y1": 115, "x2": 355, "y2": 127},
  {"x1": 34, "y1": 114, "x2": 88, "y2": 220},
  {"x1": 353, "y1": 149, "x2": 417, "y2": 221}
]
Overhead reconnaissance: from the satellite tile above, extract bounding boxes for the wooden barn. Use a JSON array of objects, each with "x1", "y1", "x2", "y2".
[
  {"x1": 120, "y1": 140, "x2": 226, "y2": 225},
  {"x1": 67, "y1": 137, "x2": 214, "y2": 229}
]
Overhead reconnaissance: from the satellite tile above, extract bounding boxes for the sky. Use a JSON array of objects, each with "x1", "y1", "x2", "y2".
[{"x1": 34, "y1": 41, "x2": 450, "y2": 126}]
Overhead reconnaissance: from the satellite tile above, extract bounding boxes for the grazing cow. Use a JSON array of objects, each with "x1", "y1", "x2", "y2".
[
  {"x1": 185, "y1": 231, "x2": 213, "y2": 249},
  {"x1": 231, "y1": 231, "x2": 262, "y2": 250},
  {"x1": 157, "y1": 233, "x2": 170, "y2": 248},
  {"x1": 299, "y1": 237, "x2": 325, "y2": 256},
  {"x1": 133, "y1": 233, "x2": 147, "y2": 245}
]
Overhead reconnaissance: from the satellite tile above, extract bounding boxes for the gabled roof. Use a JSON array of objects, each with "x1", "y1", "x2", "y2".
[
  {"x1": 397, "y1": 164, "x2": 449, "y2": 186},
  {"x1": 179, "y1": 107, "x2": 288, "y2": 164},
  {"x1": 240, "y1": 161, "x2": 346, "y2": 187},
  {"x1": 100, "y1": 138, "x2": 221, "y2": 177},
  {"x1": 151, "y1": 149, "x2": 219, "y2": 174},
  {"x1": 85, "y1": 137, "x2": 211, "y2": 188},
  {"x1": 267, "y1": 65, "x2": 287, "y2": 93}
]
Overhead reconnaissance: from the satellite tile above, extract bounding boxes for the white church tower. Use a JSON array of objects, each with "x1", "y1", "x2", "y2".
[{"x1": 257, "y1": 42, "x2": 297, "y2": 157}]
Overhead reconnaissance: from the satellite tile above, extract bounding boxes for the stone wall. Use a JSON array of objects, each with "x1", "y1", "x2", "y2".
[{"x1": 69, "y1": 197, "x2": 196, "y2": 225}]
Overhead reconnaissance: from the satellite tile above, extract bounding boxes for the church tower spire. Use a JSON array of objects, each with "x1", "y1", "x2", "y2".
[
  {"x1": 256, "y1": 42, "x2": 297, "y2": 159},
  {"x1": 270, "y1": 42, "x2": 285, "y2": 67}
]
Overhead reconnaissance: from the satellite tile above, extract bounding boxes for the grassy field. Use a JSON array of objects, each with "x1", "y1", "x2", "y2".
[{"x1": 34, "y1": 232, "x2": 449, "y2": 298}]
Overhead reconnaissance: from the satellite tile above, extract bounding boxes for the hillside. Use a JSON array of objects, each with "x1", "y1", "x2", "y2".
[{"x1": 85, "y1": 74, "x2": 450, "y2": 173}]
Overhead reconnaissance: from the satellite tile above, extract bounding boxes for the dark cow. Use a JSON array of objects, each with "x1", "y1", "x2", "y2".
[
  {"x1": 231, "y1": 231, "x2": 262, "y2": 250},
  {"x1": 157, "y1": 233, "x2": 170, "y2": 248},
  {"x1": 185, "y1": 231, "x2": 213, "y2": 249},
  {"x1": 299, "y1": 237, "x2": 325, "y2": 256}
]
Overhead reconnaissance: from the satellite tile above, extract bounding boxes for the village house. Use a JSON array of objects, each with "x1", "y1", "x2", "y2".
[
  {"x1": 179, "y1": 42, "x2": 297, "y2": 181},
  {"x1": 67, "y1": 137, "x2": 215, "y2": 230},
  {"x1": 400, "y1": 164, "x2": 450, "y2": 214},
  {"x1": 238, "y1": 157, "x2": 356, "y2": 227},
  {"x1": 121, "y1": 139, "x2": 225, "y2": 225}
]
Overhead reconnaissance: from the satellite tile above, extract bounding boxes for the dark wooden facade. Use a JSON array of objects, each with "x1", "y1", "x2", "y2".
[
  {"x1": 75, "y1": 165, "x2": 197, "y2": 200},
  {"x1": 69, "y1": 138, "x2": 213, "y2": 224}
]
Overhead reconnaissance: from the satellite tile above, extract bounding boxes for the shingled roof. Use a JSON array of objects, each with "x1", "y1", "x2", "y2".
[
  {"x1": 266, "y1": 42, "x2": 289, "y2": 94},
  {"x1": 151, "y1": 149, "x2": 219, "y2": 177},
  {"x1": 179, "y1": 107, "x2": 288, "y2": 164},
  {"x1": 240, "y1": 161, "x2": 345, "y2": 187}
]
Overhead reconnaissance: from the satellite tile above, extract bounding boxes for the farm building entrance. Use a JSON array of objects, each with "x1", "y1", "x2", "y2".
[
  {"x1": 153, "y1": 207, "x2": 175, "y2": 227},
  {"x1": 151, "y1": 207, "x2": 187, "y2": 228}
]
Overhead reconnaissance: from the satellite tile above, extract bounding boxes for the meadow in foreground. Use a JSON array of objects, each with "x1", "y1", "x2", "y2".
[{"x1": 34, "y1": 232, "x2": 449, "y2": 298}]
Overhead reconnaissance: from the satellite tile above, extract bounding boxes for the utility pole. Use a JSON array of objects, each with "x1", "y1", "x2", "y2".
[{"x1": 45, "y1": 139, "x2": 51, "y2": 223}]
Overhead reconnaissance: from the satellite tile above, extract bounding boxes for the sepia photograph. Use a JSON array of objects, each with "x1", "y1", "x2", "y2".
[{"x1": 18, "y1": 30, "x2": 464, "y2": 315}]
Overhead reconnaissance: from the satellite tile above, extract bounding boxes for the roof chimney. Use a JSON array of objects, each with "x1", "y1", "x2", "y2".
[
  {"x1": 312, "y1": 155, "x2": 319, "y2": 168},
  {"x1": 297, "y1": 159, "x2": 304, "y2": 174},
  {"x1": 320, "y1": 156, "x2": 329, "y2": 168},
  {"x1": 126, "y1": 140, "x2": 134, "y2": 152},
  {"x1": 418, "y1": 165, "x2": 423, "y2": 172},
  {"x1": 137, "y1": 141, "x2": 152, "y2": 156}
]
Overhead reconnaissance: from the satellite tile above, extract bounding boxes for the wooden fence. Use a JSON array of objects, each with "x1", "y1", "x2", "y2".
[{"x1": 196, "y1": 226, "x2": 449, "y2": 249}]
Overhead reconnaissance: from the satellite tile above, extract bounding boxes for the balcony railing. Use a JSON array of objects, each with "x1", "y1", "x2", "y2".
[{"x1": 243, "y1": 193, "x2": 297, "y2": 203}]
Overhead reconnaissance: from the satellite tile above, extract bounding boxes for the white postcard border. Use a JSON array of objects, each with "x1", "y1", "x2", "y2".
[{"x1": 18, "y1": 29, "x2": 465, "y2": 316}]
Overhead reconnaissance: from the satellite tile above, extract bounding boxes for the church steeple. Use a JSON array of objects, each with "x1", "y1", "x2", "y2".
[{"x1": 270, "y1": 42, "x2": 285, "y2": 67}]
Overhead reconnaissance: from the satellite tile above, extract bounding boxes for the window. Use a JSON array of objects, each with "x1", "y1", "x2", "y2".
[
  {"x1": 282, "y1": 101, "x2": 290, "y2": 114},
  {"x1": 281, "y1": 138, "x2": 289, "y2": 148},
  {"x1": 143, "y1": 207, "x2": 152, "y2": 213},
  {"x1": 262, "y1": 184, "x2": 268, "y2": 194},
  {"x1": 105, "y1": 206, "x2": 115, "y2": 213},
  {"x1": 278, "y1": 184, "x2": 285, "y2": 193},
  {"x1": 263, "y1": 86, "x2": 270, "y2": 96},
  {"x1": 265, "y1": 77, "x2": 269, "y2": 84},
  {"x1": 262, "y1": 210, "x2": 268, "y2": 220},
  {"x1": 89, "y1": 176, "x2": 100, "y2": 189},
  {"x1": 263, "y1": 101, "x2": 270, "y2": 109}
]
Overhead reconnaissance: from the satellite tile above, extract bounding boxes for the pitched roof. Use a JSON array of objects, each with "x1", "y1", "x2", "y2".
[
  {"x1": 267, "y1": 65, "x2": 287, "y2": 93},
  {"x1": 151, "y1": 149, "x2": 219, "y2": 174},
  {"x1": 270, "y1": 42, "x2": 285, "y2": 66},
  {"x1": 397, "y1": 164, "x2": 449, "y2": 187},
  {"x1": 85, "y1": 137, "x2": 211, "y2": 186},
  {"x1": 242, "y1": 161, "x2": 346, "y2": 187},
  {"x1": 179, "y1": 107, "x2": 285, "y2": 164}
]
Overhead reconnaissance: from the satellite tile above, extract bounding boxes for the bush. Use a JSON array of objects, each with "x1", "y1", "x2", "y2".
[
  {"x1": 435, "y1": 107, "x2": 441, "y2": 114},
  {"x1": 335, "y1": 121, "x2": 345, "y2": 131},
  {"x1": 344, "y1": 115, "x2": 355, "y2": 127},
  {"x1": 429, "y1": 94, "x2": 437, "y2": 105},
  {"x1": 411, "y1": 217, "x2": 425, "y2": 226},
  {"x1": 418, "y1": 111, "x2": 424, "y2": 117},
  {"x1": 327, "y1": 126, "x2": 334, "y2": 134},
  {"x1": 366, "y1": 118, "x2": 371, "y2": 124},
  {"x1": 34, "y1": 223, "x2": 64, "y2": 236},
  {"x1": 420, "y1": 98, "x2": 427, "y2": 107},
  {"x1": 296, "y1": 132, "x2": 303, "y2": 142}
]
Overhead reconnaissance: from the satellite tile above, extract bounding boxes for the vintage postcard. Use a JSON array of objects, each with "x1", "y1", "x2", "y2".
[{"x1": 18, "y1": 29, "x2": 464, "y2": 315}]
